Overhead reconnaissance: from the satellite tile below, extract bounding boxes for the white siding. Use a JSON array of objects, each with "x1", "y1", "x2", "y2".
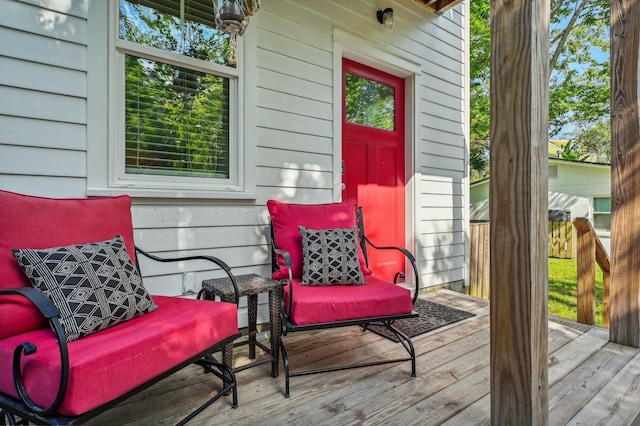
[
  {"x1": 256, "y1": 0, "x2": 468, "y2": 288},
  {"x1": 0, "y1": 0, "x2": 87, "y2": 196},
  {"x1": 1, "y1": 0, "x2": 469, "y2": 314},
  {"x1": 470, "y1": 161, "x2": 612, "y2": 254}
]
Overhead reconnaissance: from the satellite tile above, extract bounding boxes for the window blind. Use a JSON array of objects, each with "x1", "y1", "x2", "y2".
[{"x1": 120, "y1": 0, "x2": 232, "y2": 179}]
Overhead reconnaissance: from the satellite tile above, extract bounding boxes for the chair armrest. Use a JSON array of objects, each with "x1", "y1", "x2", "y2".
[
  {"x1": 272, "y1": 247, "x2": 295, "y2": 321},
  {"x1": 0, "y1": 288, "x2": 69, "y2": 416},
  {"x1": 134, "y1": 247, "x2": 240, "y2": 304},
  {"x1": 361, "y1": 236, "x2": 420, "y2": 304},
  {"x1": 265, "y1": 227, "x2": 295, "y2": 321}
]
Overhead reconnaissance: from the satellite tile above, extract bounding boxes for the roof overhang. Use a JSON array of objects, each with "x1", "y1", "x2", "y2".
[{"x1": 412, "y1": 0, "x2": 465, "y2": 14}]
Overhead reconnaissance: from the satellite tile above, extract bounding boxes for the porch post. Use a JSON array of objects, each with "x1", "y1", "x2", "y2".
[
  {"x1": 489, "y1": 0, "x2": 550, "y2": 424},
  {"x1": 610, "y1": 0, "x2": 640, "y2": 348}
]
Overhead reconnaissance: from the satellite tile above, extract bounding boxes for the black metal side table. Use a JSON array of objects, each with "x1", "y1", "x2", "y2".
[{"x1": 200, "y1": 274, "x2": 282, "y2": 377}]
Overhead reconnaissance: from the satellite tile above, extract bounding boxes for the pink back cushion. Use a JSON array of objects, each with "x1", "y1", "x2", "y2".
[
  {"x1": 0, "y1": 190, "x2": 136, "y2": 339},
  {"x1": 267, "y1": 199, "x2": 371, "y2": 280}
]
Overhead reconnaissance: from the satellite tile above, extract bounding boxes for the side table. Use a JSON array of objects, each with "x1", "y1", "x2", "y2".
[{"x1": 200, "y1": 274, "x2": 282, "y2": 377}]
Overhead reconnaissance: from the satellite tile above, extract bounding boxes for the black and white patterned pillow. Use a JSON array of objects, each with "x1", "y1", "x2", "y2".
[
  {"x1": 12, "y1": 235, "x2": 157, "y2": 342},
  {"x1": 298, "y1": 226, "x2": 366, "y2": 285}
]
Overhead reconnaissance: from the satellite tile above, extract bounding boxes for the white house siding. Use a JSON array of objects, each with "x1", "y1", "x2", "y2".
[
  {"x1": 418, "y1": 12, "x2": 468, "y2": 287},
  {"x1": 255, "y1": 0, "x2": 468, "y2": 288},
  {"x1": 0, "y1": 0, "x2": 88, "y2": 196},
  {"x1": 548, "y1": 161, "x2": 611, "y2": 254},
  {"x1": 1, "y1": 0, "x2": 469, "y2": 324},
  {"x1": 470, "y1": 160, "x2": 612, "y2": 254}
]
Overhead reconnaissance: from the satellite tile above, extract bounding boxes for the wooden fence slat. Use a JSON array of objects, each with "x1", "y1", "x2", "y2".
[
  {"x1": 548, "y1": 221, "x2": 574, "y2": 259},
  {"x1": 469, "y1": 222, "x2": 490, "y2": 300}
]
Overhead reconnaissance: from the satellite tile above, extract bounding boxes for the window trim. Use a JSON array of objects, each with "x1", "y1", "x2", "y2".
[{"x1": 87, "y1": 0, "x2": 257, "y2": 199}]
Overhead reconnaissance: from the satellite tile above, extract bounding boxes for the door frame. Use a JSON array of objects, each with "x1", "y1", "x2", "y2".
[{"x1": 332, "y1": 29, "x2": 421, "y2": 282}]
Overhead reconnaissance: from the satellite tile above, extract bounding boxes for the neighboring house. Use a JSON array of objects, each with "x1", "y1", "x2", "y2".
[
  {"x1": 0, "y1": 0, "x2": 470, "y2": 312},
  {"x1": 470, "y1": 158, "x2": 612, "y2": 254},
  {"x1": 548, "y1": 139, "x2": 567, "y2": 156}
]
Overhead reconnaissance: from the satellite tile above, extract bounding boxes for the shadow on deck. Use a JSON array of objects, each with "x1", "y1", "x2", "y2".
[{"x1": 93, "y1": 289, "x2": 640, "y2": 425}]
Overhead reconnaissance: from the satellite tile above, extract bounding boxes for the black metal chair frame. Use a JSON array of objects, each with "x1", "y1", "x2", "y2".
[
  {"x1": 270, "y1": 207, "x2": 420, "y2": 397},
  {"x1": 0, "y1": 248, "x2": 241, "y2": 426}
]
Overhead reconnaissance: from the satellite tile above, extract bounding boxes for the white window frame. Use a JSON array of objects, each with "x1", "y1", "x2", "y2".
[
  {"x1": 87, "y1": 0, "x2": 257, "y2": 199},
  {"x1": 591, "y1": 195, "x2": 611, "y2": 231}
]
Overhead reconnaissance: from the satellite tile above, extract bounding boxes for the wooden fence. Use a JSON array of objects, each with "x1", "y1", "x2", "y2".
[
  {"x1": 468, "y1": 222, "x2": 490, "y2": 299},
  {"x1": 468, "y1": 220, "x2": 576, "y2": 300},
  {"x1": 548, "y1": 220, "x2": 574, "y2": 259}
]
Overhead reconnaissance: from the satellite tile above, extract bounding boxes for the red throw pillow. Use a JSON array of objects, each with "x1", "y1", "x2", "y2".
[{"x1": 267, "y1": 199, "x2": 371, "y2": 280}]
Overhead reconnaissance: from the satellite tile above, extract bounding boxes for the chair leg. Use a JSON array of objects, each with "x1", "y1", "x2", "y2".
[
  {"x1": 179, "y1": 359, "x2": 238, "y2": 425},
  {"x1": 1, "y1": 409, "x2": 19, "y2": 426},
  {"x1": 279, "y1": 338, "x2": 291, "y2": 398},
  {"x1": 385, "y1": 322, "x2": 417, "y2": 378}
]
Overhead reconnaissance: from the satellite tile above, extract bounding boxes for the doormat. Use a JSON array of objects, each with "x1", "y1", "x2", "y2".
[{"x1": 368, "y1": 298, "x2": 476, "y2": 342}]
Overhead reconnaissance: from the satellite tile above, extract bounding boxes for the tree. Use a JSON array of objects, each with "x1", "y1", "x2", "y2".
[
  {"x1": 470, "y1": 1, "x2": 491, "y2": 181},
  {"x1": 470, "y1": 0, "x2": 610, "y2": 179},
  {"x1": 557, "y1": 141, "x2": 589, "y2": 162},
  {"x1": 570, "y1": 120, "x2": 611, "y2": 163}
]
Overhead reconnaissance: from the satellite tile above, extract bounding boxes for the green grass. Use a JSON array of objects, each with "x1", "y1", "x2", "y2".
[{"x1": 548, "y1": 258, "x2": 605, "y2": 325}]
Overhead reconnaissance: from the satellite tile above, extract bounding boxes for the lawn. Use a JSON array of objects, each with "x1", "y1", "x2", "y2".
[{"x1": 548, "y1": 258, "x2": 605, "y2": 325}]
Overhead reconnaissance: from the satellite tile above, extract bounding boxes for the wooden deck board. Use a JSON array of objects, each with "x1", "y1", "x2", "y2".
[
  {"x1": 549, "y1": 343, "x2": 638, "y2": 424},
  {"x1": 91, "y1": 290, "x2": 640, "y2": 426},
  {"x1": 565, "y1": 350, "x2": 640, "y2": 425}
]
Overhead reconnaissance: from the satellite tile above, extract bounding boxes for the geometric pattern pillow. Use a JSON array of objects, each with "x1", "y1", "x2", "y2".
[
  {"x1": 298, "y1": 226, "x2": 366, "y2": 286},
  {"x1": 11, "y1": 235, "x2": 157, "y2": 342}
]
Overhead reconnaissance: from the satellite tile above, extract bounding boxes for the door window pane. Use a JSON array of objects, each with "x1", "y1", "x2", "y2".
[{"x1": 345, "y1": 73, "x2": 395, "y2": 130}]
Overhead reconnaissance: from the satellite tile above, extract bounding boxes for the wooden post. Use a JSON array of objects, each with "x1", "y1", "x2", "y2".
[
  {"x1": 602, "y1": 270, "x2": 611, "y2": 328},
  {"x1": 573, "y1": 217, "x2": 611, "y2": 327},
  {"x1": 489, "y1": 0, "x2": 549, "y2": 424},
  {"x1": 610, "y1": 0, "x2": 640, "y2": 348},
  {"x1": 576, "y1": 221, "x2": 596, "y2": 324}
]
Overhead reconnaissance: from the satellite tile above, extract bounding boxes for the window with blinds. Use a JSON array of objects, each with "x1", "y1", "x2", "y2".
[{"x1": 118, "y1": 0, "x2": 233, "y2": 179}]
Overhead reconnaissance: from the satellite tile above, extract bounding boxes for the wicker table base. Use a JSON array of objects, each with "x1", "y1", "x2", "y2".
[{"x1": 200, "y1": 274, "x2": 282, "y2": 377}]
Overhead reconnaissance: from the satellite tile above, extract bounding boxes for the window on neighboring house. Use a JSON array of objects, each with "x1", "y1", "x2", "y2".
[
  {"x1": 111, "y1": 0, "x2": 242, "y2": 192},
  {"x1": 592, "y1": 196, "x2": 611, "y2": 230}
]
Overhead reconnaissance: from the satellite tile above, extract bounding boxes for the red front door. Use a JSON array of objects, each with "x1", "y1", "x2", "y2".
[{"x1": 342, "y1": 58, "x2": 405, "y2": 282}]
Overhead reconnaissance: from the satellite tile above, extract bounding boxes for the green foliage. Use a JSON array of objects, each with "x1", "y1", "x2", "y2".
[
  {"x1": 470, "y1": 0, "x2": 610, "y2": 177},
  {"x1": 121, "y1": 2, "x2": 232, "y2": 178},
  {"x1": 569, "y1": 121, "x2": 611, "y2": 163},
  {"x1": 344, "y1": 74, "x2": 395, "y2": 131},
  {"x1": 469, "y1": 1, "x2": 491, "y2": 182},
  {"x1": 557, "y1": 141, "x2": 589, "y2": 162},
  {"x1": 548, "y1": 258, "x2": 605, "y2": 325}
]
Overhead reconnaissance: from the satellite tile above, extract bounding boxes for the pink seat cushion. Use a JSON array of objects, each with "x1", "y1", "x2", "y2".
[
  {"x1": 0, "y1": 190, "x2": 137, "y2": 340},
  {"x1": 0, "y1": 296, "x2": 237, "y2": 416},
  {"x1": 267, "y1": 199, "x2": 371, "y2": 280},
  {"x1": 284, "y1": 275, "x2": 412, "y2": 325}
]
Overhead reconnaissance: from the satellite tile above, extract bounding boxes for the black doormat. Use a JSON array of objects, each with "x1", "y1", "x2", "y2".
[{"x1": 368, "y1": 298, "x2": 476, "y2": 342}]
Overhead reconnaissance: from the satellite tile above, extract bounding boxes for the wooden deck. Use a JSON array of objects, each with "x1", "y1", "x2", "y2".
[{"x1": 92, "y1": 290, "x2": 640, "y2": 425}]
